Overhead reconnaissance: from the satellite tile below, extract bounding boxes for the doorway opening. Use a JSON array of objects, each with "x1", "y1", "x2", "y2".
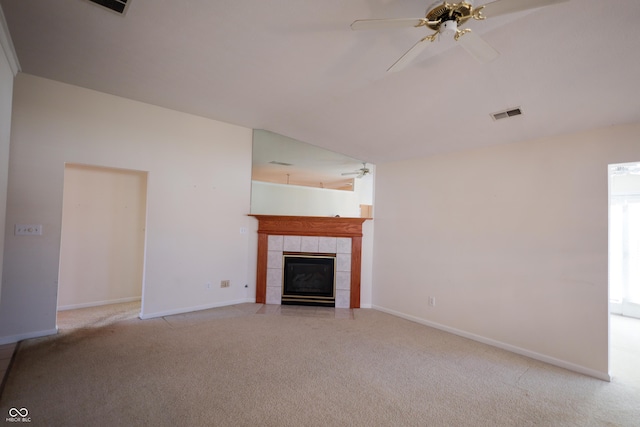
[
  {"x1": 608, "y1": 161, "x2": 640, "y2": 381},
  {"x1": 57, "y1": 164, "x2": 148, "y2": 328}
]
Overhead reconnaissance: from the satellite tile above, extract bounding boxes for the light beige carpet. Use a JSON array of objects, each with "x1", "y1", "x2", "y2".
[{"x1": 1, "y1": 303, "x2": 638, "y2": 426}]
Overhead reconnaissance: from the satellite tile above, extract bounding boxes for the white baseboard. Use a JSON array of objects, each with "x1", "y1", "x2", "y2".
[
  {"x1": 372, "y1": 305, "x2": 611, "y2": 382},
  {"x1": 139, "y1": 298, "x2": 255, "y2": 320},
  {"x1": 0, "y1": 328, "x2": 58, "y2": 345},
  {"x1": 57, "y1": 296, "x2": 141, "y2": 311}
]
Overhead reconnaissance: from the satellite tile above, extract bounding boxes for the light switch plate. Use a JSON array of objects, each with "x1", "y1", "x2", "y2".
[{"x1": 15, "y1": 224, "x2": 43, "y2": 236}]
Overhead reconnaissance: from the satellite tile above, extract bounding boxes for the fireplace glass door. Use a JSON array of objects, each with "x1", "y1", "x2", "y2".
[{"x1": 282, "y1": 254, "x2": 336, "y2": 306}]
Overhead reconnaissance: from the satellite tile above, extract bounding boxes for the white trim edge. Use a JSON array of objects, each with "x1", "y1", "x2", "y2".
[
  {"x1": 0, "y1": 328, "x2": 58, "y2": 345},
  {"x1": 0, "y1": 4, "x2": 20, "y2": 75},
  {"x1": 372, "y1": 305, "x2": 611, "y2": 382},
  {"x1": 139, "y1": 298, "x2": 254, "y2": 320},
  {"x1": 57, "y1": 296, "x2": 141, "y2": 311}
]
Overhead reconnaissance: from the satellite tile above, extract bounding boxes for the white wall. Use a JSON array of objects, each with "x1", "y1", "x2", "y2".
[
  {"x1": 0, "y1": 11, "x2": 16, "y2": 304},
  {"x1": 373, "y1": 122, "x2": 640, "y2": 379},
  {"x1": 58, "y1": 164, "x2": 147, "y2": 310},
  {"x1": 0, "y1": 74, "x2": 254, "y2": 343}
]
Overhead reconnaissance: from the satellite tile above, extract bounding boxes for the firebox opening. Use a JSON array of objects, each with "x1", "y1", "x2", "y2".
[{"x1": 282, "y1": 253, "x2": 336, "y2": 307}]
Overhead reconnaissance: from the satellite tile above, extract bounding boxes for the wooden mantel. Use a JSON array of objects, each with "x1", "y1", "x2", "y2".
[{"x1": 250, "y1": 215, "x2": 367, "y2": 308}]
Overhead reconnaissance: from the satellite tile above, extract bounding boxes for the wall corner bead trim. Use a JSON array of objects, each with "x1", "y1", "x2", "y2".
[{"x1": 0, "y1": 5, "x2": 21, "y2": 75}]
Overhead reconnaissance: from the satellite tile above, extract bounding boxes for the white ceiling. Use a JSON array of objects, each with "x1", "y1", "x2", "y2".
[{"x1": 2, "y1": 0, "x2": 640, "y2": 165}]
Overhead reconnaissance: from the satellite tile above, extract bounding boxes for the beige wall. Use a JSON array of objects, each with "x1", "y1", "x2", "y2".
[
  {"x1": 0, "y1": 19, "x2": 14, "y2": 304},
  {"x1": 0, "y1": 73, "x2": 254, "y2": 342},
  {"x1": 58, "y1": 164, "x2": 147, "y2": 310},
  {"x1": 373, "y1": 122, "x2": 640, "y2": 379}
]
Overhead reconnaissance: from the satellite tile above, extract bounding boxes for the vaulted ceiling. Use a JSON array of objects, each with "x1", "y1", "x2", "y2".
[{"x1": 2, "y1": 0, "x2": 639, "y2": 165}]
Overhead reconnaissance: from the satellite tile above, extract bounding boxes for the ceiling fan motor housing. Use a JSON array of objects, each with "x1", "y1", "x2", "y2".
[{"x1": 426, "y1": 1, "x2": 474, "y2": 31}]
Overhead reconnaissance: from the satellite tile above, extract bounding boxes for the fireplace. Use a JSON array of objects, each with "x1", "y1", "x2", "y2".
[
  {"x1": 282, "y1": 254, "x2": 336, "y2": 306},
  {"x1": 250, "y1": 215, "x2": 367, "y2": 308}
]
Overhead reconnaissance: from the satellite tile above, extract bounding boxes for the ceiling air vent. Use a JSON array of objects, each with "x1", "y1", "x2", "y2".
[
  {"x1": 491, "y1": 107, "x2": 522, "y2": 121},
  {"x1": 85, "y1": 0, "x2": 130, "y2": 15}
]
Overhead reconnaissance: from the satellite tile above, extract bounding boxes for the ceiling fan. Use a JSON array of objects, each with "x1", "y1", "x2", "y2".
[
  {"x1": 342, "y1": 163, "x2": 371, "y2": 178},
  {"x1": 351, "y1": 0, "x2": 569, "y2": 72}
]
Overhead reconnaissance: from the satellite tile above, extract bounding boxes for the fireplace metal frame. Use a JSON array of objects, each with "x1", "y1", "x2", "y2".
[{"x1": 281, "y1": 253, "x2": 337, "y2": 306}]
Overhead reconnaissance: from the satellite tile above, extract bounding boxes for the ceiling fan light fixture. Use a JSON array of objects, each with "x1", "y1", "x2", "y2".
[{"x1": 440, "y1": 20, "x2": 458, "y2": 34}]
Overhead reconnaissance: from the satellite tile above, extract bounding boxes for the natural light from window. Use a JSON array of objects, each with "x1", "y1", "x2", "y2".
[{"x1": 609, "y1": 162, "x2": 640, "y2": 318}]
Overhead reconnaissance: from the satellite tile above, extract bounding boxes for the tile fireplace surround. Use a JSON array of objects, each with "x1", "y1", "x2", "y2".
[{"x1": 251, "y1": 215, "x2": 367, "y2": 308}]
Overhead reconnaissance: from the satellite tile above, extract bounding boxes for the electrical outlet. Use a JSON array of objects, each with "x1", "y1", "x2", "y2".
[
  {"x1": 15, "y1": 224, "x2": 43, "y2": 236},
  {"x1": 428, "y1": 296, "x2": 436, "y2": 307},
  {"x1": 220, "y1": 280, "x2": 230, "y2": 288}
]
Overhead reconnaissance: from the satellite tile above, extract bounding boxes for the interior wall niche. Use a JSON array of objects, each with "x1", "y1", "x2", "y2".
[{"x1": 251, "y1": 130, "x2": 374, "y2": 217}]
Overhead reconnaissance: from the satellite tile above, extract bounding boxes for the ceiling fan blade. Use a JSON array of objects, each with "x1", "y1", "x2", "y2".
[
  {"x1": 457, "y1": 31, "x2": 499, "y2": 63},
  {"x1": 479, "y1": 0, "x2": 569, "y2": 18},
  {"x1": 351, "y1": 18, "x2": 425, "y2": 31},
  {"x1": 387, "y1": 37, "x2": 432, "y2": 73}
]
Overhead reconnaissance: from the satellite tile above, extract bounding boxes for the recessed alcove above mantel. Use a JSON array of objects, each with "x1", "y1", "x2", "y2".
[
  {"x1": 250, "y1": 215, "x2": 368, "y2": 308},
  {"x1": 250, "y1": 130, "x2": 375, "y2": 218}
]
